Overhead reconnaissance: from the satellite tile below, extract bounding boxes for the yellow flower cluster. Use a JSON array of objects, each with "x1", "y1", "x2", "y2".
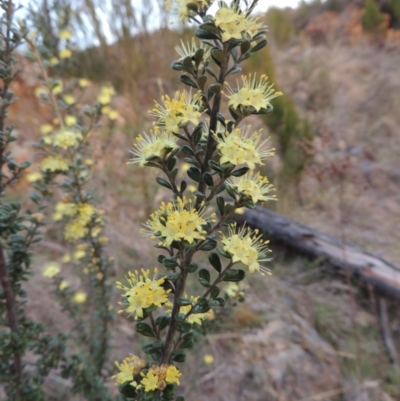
[
  {"x1": 98, "y1": 84, "x2": 115, "y2": 105},
  {"x1": 141, "y1": 364, "x2": 181, "y2": 392},
  {"x1": 116, "y1": 268, "x2": 170, "y2": 319},
  {"x1": 165, "y1": 0, "x2": 208, "y2": 21},
  {"x1": 53, "y1": 128, "x2": 82, "y2": 149},
  {"x1": 41, "y1": 155, "x2": 69, "y2": 172},
  {"x1": 129, "y1": 129, "x2": 179, "y2": 167},
  {"x1": 227, "y1": 172, "x2": 276, "y2": 204},
  {"x1": 53, "y1": 202, "x2": 97, "y2": 241},
  {"x1": 143, "y1": 197, "x2": 215, "y2": 246},
  {"x1": 112, "y1": 355, "x2": 147, "y2": 386},
  {"x1": 221, "y1": 224, "x2": 272, "y2": 275},
  {"x1": 226, "y1": 74, "x2": 283, "y2": 113},
  {"x1": 214, "y1": 5, "x2": 266, "y2": 42},
  {"x1": 150, "y1": 90, "x2": 203, "y2": 134},
  {"x1": 42, "y1": 262, "x2": 61, "y2": 278},
  {"x1": 214, "y1": 126, "x2": 274, "y2": 170}
]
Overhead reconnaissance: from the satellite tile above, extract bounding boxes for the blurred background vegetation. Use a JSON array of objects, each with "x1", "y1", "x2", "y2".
[{"x1": 4, "y1": 0, "x2": 400, "y2": 399}]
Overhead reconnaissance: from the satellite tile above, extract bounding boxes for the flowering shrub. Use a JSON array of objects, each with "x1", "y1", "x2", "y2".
[
  {"x1": 1, "y1": 1, "x2": 282, "y2": 400},
  {"x1": 114, "y1": 1, "x2": 282, "y2": 400}
]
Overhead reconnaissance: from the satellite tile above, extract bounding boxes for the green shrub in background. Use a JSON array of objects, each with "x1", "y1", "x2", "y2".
[
  {"x1": 362, "y1": 0, "x2": 386, "y2": 33},
  {"x1": 249, "y1": 47, "x2": 313, "y2": 201},
  {"x1": 388, "y1": 0, "x2": 400, "y2": 28},
  {"x1": 266, "y1": 7, "x2": 293, "y2": 47}
]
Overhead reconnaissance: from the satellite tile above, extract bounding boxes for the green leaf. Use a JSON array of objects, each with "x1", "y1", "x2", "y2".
[
  {"x1": 156, "y1": 177, "x2": 173, "y2": 190},
  {"x1": 179, "y1": 338, "x2": 195, "y2": 349},
  {"x1": 210, "y1": 286, "x2": 220, "y2": 299},
  {"x1": 167, "y1": 156, "x2": 177, "y2": 171},
  {"x1": 215, "y1": 297, "x2": 227, "y2": 306},
  {"x1": 203, "y1": 172, "x2": 214, "y2": 187},
  {"x1": 192, "y1": 303, "x2": 210, "y2": 314},
  {"x1": 177, "y1": 322, "x2": 192, "y2": 333},
  {"x1": 199, "y1": 268, "x2": 210, "y2": 282},
  {"x1": 119, "y1": 382, "x2": 137, "y2": 398},
  {"x1": 216, "y1": 196, "x2": 225, "y2": 216},
  {"x1": 177, "y1": 297, "x2": 192, "y2": 306},
  {"x1": 231, "y1": 166, "x2": 249, "y2": 177},
  {"x1": 166, "y1": 272, "x2": 182, "y2": 281},
  {"x1": 182, "y1": 145, "x2": 195, "y2": 156},
  {"x1": 251, "y1": 39, "x2": 267, "y2": 53},
  {"x1": 180, "y1": 180, "x2": 187, "y2": 194},
  {"x1": 187, "y1": 166, "x2": 201, "y2": 182},
  {"x1": 176, "y1": 396, "x2": 186, "y2": 401},
  {"x1": 205, "y1": 66, "x2": 218, "y2": 80},
  {"x1": 171, "y1": 350, "x2": 186, "y2": 362},
  {"x1": 197, "y1": 75, "x2": 207, "y2": 91},
  {"x1": 241, "y1": 40, "x2": 251, "y2": 54},
  {"x1": 142, "y1": 340, "x2": 163, "y2": 354},
  {"x1": 192, "y1": 123, "x2": 204, "y2": 145},
  {"x1": 195, "y1": 28, "x2": 220, "y2": 40},
  {"x1": 218, "y1": 247, "x2": 232, "y2": 258},
  {"x1": 199, "y1": 240, "x2": 217, "y2": 251},
  {"x1": 208, "y1": 252, "x2": 222, "y2": 272},
  {"x1": 135, "y1": 323, "x2": 156, "y2": 337},
  {"x1": 185, "y1": 263, "x2": 198, "y2": 273},
  {"x1": 180, "y1": 75, "x2": 198, "y2": 89},
  {"x1": 156, "y1": 316, "x2": 170, "y2": 331},
  {"x1": 208, "y1": 83, "x2": 222, "y2": 94},
  {"x1": 163, "y1": 258, "x2": 178, "y2": 268},
  {"x1": 223, "y1": 269, "x2": 245, "y2": 282},
  {"x1": 194, "y1": 48, "x2": 204, "y2": 66},
  {"x1": 211, "y1": 48, "x2": 225, "y2": 67}
]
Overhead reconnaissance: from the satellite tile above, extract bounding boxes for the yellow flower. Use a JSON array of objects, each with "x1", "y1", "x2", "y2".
[
  {"x1": 73, "y1": 250, "x2": 86, "y2": 260},
  {"x1": 59, "y1": 280, "x2": 69, "y2": 291},
  {"x1": 49, "y1": 56, "x2": 59, "y2": 66},
  {"x1": 63, "y1": 94, "x2": 76, "y2": 105},
  {"x1": 107, "y1": 109, "x2": 119, "y2": 120},
  {"x1": 79, "y1": 78, "x2": 90, "y2": 87},
  {"x1": 150, "y1": 90, "x2": 203, "y2": 134},
  {"x1": 53, "y1": 128, "x2": 82, "y2": 149},
  {"x1": 116, "y1": 268, "x2": 170, "y2": 319},
  {"x1": 214, "y1": 6, "x2": 246, "y2": 42},
  {"x1": 165, "y1": 365, "x2": 181, "y2": 385},
  {"x1": 40, "y1": 124, "x2": 53, "y2": 135},
  {"x1": 63, "y1": 203, "x2": 96, "y2": 241},
  {"x1": 42, "y1": 262, "x2": 60, "y2": 278},
  {"x1": 51, "y1": 79, "x2": 63, "y2": 95},
  {"x1": 34, "y1": 86, "x2": 48, "y2": 98},
  {"x1": 59, "y1": 29, "x2": 72, "y2": 40},
  {"x1": 26, "y1": 171, "x2": 43, "y2": 183},
  {"x1": 112, "y1": 355, "x2": 146, "y2": 386},
  {"x1": 128, "y1": 129, "x2": 179, "y2": 167},
  {"x1": 165, "y1": 0, "x2": 208, "y2": 21},
  {"x1": 62, "y1": 253, "x2": 71, "y2": 263},
  {"x1": 53, "y1": 202, "x2": 77, "y2": 221},
  {"x1": 41, "y1": 155, "x2": 69, "y2": 172},
  {"x1": 227, "y1": 172, "x2": 276, "y2": 204},
  {"x1": 59, "y1": 48, "x2": 72, "y2": 59},
  {"x1": 65, "y1": 115, "x2": 77, "y2": 126},
  {"x1": 97, "y1": 84, "x2": 115, "y2": 105},
  {"x1": 220, "y1": 224, "x2": 272, "y2": 275},
  {"x1": 72, "y1": 291, "x2": 87, "y2": 303},
  {"x1": 141, "y1": 371, "x2": 159, "y2": 392},
  {"x1": 224, "y1": 282, "x2": 248, "y2": 298},
  {"x1": 203, "y1": 354, "x2": 214, "y2": 364},
  {"x1": 142, "y1": 197, "x2": 214, "y2": 247},
  {"x1": 214, "y1": 126, "x2": 274, "y2": 170},
  {"x1": 226, "y1": 74, "x2": 283, "y2": 113}
]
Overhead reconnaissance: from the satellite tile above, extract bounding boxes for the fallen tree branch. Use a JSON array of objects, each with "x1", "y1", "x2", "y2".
[{"x1": 232, "y1": 207, "x2": 400, "y2": 300}]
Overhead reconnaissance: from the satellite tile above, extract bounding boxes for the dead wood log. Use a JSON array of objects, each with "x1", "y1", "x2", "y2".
[{"x1": 232, "y1": 207, "x2": 400, "y2": 301}]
